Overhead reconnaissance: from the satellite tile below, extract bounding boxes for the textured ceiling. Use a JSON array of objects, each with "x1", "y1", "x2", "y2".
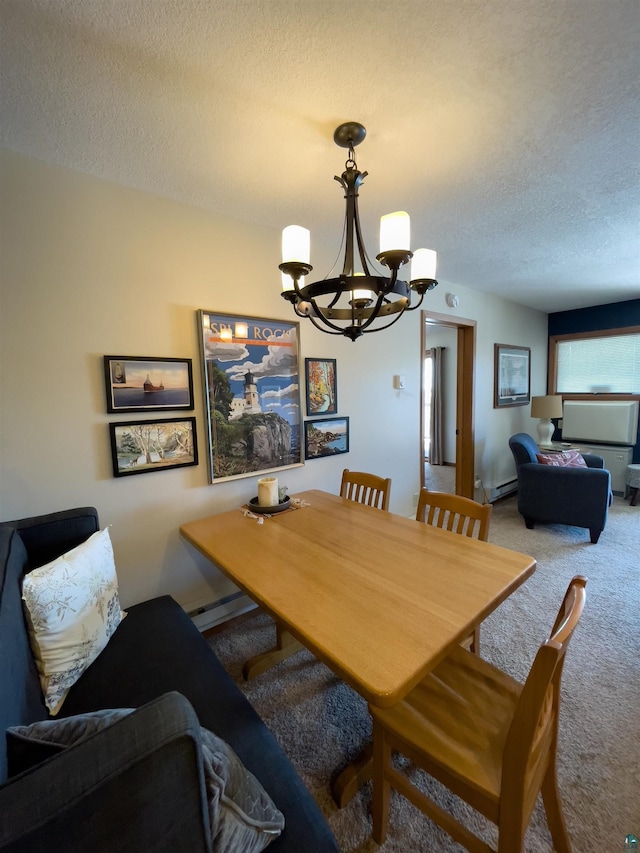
[{"x1": 1, "y1": 0, "x2": 639, "y2": 313}]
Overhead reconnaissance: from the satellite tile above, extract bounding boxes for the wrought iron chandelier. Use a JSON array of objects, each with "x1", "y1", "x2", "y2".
[{"x1": 279, "y1": 121, "x2": 438, "y2": 341}]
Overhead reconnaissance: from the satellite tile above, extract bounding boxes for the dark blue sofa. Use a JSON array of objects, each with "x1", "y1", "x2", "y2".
[
  {"x1": 0, "y1": 508, "x2": 338, "y2": 853},
  {"x1": 509, "y1": 433, "x2": 612, "y2": 543}
]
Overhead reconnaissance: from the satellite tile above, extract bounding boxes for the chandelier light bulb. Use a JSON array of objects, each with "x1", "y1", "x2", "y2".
[
  {"x1": 411, "y1": 248, "x2": 437, "y2": 282},
  {"x1": 282, "y1": 225, "x2": 310, "y2": 264},
  {"x1": 379, "y1": 211, "x2": 410, "y2": 253}
]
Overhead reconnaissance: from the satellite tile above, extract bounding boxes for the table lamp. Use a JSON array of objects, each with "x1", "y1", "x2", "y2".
[{"x1": 530, "y1": 395, "x2": 564, "y2": 446}]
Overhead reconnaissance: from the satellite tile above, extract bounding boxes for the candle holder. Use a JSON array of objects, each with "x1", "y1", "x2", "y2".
[{"x1": 248, "y1": 496, "x2": 291, "y2": 515}]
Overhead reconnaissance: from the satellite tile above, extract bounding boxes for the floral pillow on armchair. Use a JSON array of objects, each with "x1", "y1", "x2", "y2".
[{"x1": 535, "y1": 449, "x2": 587, "y2": 468}]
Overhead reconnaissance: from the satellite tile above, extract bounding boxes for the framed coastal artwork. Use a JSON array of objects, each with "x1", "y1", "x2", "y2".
[
  {"x1": 493, "y1": 344, "x2": 531, "y2": 408},
  {"x1": 305, "y1": 358, "x2": 337, "y2": 416},
  {"x1": 103, "y1": 356, "x2": 194, "y2": 413},
  {"x1": 304, "y1": 416, "x2": 349, "y2": 460},
  {"x1": 109, "y1": 417, "x2": 198, "y2": 477},
  {"x1": 198, "y1": 310, "x2": 303, "y2": 483}
]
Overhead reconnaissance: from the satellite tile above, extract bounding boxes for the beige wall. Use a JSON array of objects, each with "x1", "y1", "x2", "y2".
[{"x1": 0, "y1": 149, "x2": 548, "y2": 611}]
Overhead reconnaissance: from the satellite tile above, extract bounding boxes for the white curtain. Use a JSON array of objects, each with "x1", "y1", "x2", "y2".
[{"x1": 429, "y1": 347, "x2": 445, "y2": 465}]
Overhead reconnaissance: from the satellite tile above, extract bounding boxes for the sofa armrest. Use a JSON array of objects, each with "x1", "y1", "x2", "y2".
[
  {"x1": 2, "y1": 507, "x2": 99, "y2": 570},
  {"x1": 0, "y1": 692, "x2": 212, "y2": 853}
]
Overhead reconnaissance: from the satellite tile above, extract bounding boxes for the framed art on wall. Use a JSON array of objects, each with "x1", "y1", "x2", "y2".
[
  {"x1": 305, "y1": 358, "x2": 337, "y2": 416},
  {"x1": 109, "y1": 417, "x2": 198, "y2": 477},
  {"x1": 494, "y1": 343, "x2": 531, "y2": 408},
  {"x1": 103, "y1": 356, "x2": 194, "y2": 413},
  {"x1": 304, "y1": 416, "x2": 349, "y2": 459},
  {"x1": 198, "y1": 310, "x2": 303, "y2": 483}
]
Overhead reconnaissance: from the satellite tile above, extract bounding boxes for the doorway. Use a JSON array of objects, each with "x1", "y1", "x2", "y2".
[{"x1": 421, "y1": 311, "x2": 476, "y2": 499}]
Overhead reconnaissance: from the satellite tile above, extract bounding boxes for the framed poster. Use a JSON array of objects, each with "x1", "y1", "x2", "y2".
[
  {"x1": 494, "y1": 344, "x2": 531, "y2": 408},
  {"x1": 109, "y1": 417, "x2": 198, "y2": 477},
  {"x1": 305, "y1": 358, "x2": 337, "y2": 416},
  {"x1": 304, "y1": 416, "x2": 349, "y2": 459},
  {"x1": 103, "y1": 356, "x2": 194, "y2": 413},
  {"x1": 198, "y1": 311, "x2": 303, "y2": 483}
]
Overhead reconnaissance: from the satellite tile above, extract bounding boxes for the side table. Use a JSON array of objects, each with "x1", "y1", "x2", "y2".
[{"x1": 626, "y1": 464, "x2": 640, "y2": 506}]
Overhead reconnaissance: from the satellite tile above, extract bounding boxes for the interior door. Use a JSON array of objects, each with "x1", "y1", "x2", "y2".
[{"x1": 421, "y1": 311, "x2": 476, "y2": 499}]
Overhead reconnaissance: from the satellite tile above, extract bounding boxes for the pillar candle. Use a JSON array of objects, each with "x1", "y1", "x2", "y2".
[{"x1": 258, "y1": 476, "x2": 279, "y2": 507}]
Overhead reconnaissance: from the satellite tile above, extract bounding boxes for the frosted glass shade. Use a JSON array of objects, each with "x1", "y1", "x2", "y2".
[
  {"x1": 411, "y1": 248, "x2": 437, "y2": 281},
  {"x1": 281, "y1": 272, "x2": 294, "y2": 293},
  {"x1": 281, "y1": 272, "x2": 304, "y2": 292},
  {"x1": 282, "y1": 225, "x2": 310, "y2": 264},
  {"x1": 379, "y1": 211, "x2": 410, "y2": 253},
  {"x1": 351, "y1": 271, "x2": 374, "y2": 303},
  {"x1": 352, "y1": 288, "x2": 374, "y2": 302}
]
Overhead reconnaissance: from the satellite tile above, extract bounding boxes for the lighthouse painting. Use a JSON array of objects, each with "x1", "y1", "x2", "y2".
[{"x1": 198, "y1": 310, "x2": 303, "y2": 483}]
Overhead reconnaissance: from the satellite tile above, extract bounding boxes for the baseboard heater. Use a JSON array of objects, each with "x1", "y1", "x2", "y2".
[
  {"x1": 185, "y1": 591, "x2": 256, "y2": 632},
  {"x1": 489, "y1": 478, "x2": 518, "y2": 503}
]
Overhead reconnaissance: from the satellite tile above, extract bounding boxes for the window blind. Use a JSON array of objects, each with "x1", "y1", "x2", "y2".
[{"x1": 556, "y1": 333, "x2": 640, "y2": 393}]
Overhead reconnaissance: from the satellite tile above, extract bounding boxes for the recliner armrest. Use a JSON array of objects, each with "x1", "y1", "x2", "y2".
[
  {"x1": 581, "y1": 453, "x2": 604, "y2": 469},
  {"x1": 519, "y1": 462, "x2": 610, "y2": 488},
  {"x1": 0, "y1": 692, "x2": 212, "y2": 853}
]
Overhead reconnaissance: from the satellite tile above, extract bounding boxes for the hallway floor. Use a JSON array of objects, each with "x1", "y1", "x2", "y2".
[{"x1": 424, "y1": 462, "x2": 455, "y2": 493}]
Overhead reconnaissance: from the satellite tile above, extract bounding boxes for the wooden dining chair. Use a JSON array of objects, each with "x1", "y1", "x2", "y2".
[
  {"x1": 416, "y1": 488, "x2": 492, "y2": 653},
  {"x1": 370, "y1": 575, "x2": 587, "y2": 853},
  {"x1": 340, "y1": 469, "x2": 391, "y2": 511},
  {"x1": 416, "y1": 487, "x2": 492, "y2": 539}
]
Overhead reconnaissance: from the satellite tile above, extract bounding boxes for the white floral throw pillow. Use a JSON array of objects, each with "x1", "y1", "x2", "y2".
[{"x1": 22, "y1": 527, "x2": 126, "y2": 715}]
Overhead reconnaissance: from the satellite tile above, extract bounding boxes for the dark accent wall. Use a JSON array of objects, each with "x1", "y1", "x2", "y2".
[
  {"x1": 548, "y1": 298, "x2": 640, "y2": 463},
  {"x1": 548, "y1": 298, "x2": 640, "y2": 335}
]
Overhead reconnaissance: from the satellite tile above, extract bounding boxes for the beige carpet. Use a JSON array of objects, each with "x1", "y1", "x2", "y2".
[{"x1": 209, "y1": 495, "x2": 640, "y2": 852}]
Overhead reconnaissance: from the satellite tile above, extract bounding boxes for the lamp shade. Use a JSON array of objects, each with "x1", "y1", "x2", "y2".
[{"x1": 530, "y1": 395, "x2": 563, "y2": 419}]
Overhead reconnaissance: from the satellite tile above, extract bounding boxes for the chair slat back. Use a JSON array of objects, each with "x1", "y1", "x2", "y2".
[
  {"x1": 340, "y1": 469, "x2": 391, "y2": 511},
  {"x1": 502, "y1": 575, "x2": 587, "y2": 812},
  {"x1": 416, "y1": 489, "x2": 491, "y2": 541}
]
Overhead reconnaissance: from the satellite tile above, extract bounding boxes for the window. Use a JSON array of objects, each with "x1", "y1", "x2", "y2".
[
  {"x1": 550, "y1": 328, "x2": 640, "y2": 396},
  {"x1": 423, "y1": 352, "x2": 433, "y2": 458}
]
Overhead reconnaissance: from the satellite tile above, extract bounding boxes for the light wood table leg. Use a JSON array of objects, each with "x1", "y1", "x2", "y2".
[
  {"x1": 242, "y1": 621, "x2": 303, "y2": 680},
  {"x1": 331, "y1": 742, "x2": 373, "y2": 807}
]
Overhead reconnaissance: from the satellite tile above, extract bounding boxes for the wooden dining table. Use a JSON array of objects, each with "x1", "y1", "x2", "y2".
[{"x1": 180, "y1": 489, "x2": 536, "y2": 805}]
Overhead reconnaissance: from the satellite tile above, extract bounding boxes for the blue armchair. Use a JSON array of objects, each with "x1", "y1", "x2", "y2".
[{"x1": 508, "y1": 433, "x2": 612, "y2": 544}]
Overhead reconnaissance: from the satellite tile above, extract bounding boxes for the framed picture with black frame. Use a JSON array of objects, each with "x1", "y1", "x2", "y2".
[
  {"x1": 109, "y1": 416, "x2": 198, "y2": 477},
  {"x1": 304, "y1": 416, "x2": 349, "y2": 459},
  {"x1": 494, "y1": 343, "x2": 531, "y2": 408},
  {"x1": 305, "y1": 357, "x2": 338, "y2": 416},
  {"x1": 103, "y1": 356, "x2": 194, "y2": 414}
]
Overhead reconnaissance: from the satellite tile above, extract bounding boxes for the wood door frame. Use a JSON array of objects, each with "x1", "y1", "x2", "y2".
[{"x1": 421, "y1": 310, "x2": 476, "y2": 499}]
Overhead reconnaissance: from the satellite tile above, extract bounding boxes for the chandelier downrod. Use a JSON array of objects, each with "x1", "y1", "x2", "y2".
[{"x1": 280, "y1": 122, "x2": 437, "y2": 341}]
